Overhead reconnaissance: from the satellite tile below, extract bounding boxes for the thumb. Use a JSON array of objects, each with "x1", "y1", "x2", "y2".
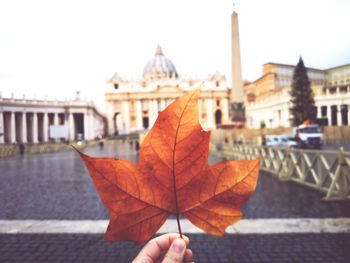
[{"x1": 161, "y1": 238, "x2": 186, "y2": 263}]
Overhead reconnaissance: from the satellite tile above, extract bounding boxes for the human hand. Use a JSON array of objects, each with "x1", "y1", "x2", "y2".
[{"x1": 132, "y1": 233, "x2": 193, "y2": 263}]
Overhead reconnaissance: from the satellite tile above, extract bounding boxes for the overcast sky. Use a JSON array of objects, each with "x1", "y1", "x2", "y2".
[{"x1": 1, "y1": 0, "x2": 349, "y2": 111}]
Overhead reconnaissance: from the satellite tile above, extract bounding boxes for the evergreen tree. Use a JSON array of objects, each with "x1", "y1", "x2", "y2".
[{"x1": 290, "y1": 57, "x2": 315, "y2": 126}]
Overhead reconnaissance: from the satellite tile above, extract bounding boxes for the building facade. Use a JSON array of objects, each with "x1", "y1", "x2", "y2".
[
  {"x1": 245, "y1": 63, "x2": 350, "y2": 128},
  {"x1": 0, "y1": 93, "x2": 106, "y2": 144},
  {"x1": 105, "y1": 46, "x2": 231, "y2": 136}
]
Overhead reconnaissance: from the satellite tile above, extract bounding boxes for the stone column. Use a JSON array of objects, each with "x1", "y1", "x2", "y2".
[
  {"x1": 150, "y1": 99, "x2": 158, "y2": 127},
  {"x1": 0, "y1": 111, "x2": 4, "y2": 144},
  {"x1": 43, "y1": 113, "x2": 48, "y2": 142},
  {"x1": 337, "y1": 105, "x2": 342, "y2": 126},
  {"x1": 10, "y1": 112, "x2": 16, "y2": 143},
  {"x1": 231, "y1": 11, "x2": 244, "y2": 103},
  {"x1": 316, "y1": 106, "x2": 320, "y2": 119},
  {"x1": 54, "y1": 113, "x2": 59, "y2": 125},
  {"x1": 160, "y1": 99, "x2": 166, "y2": 111},
  {"x1": 22, "y1": 112, "x2": 27, "y2": 143},
  {"x1": 68, "y1": 113, "x2": 75, "y2": 141},
  {"x1": 206, "y1": 99, "x2": 214, "y2": 129},
  {"x1": 33, "y1": 113, "x2": 38, "y2": 143},
  {"x1": 136, "y1": 100, "x2": 142, "y2": 130}
]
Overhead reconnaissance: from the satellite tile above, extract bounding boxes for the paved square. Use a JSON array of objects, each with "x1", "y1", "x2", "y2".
[{"x1": 1, "y1": 140, "x2": 350, "y2": 262}]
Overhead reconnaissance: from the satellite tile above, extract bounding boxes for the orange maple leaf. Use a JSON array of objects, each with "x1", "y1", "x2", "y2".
[{"x1": 77, "y1": 89, "x2": 259, "y2": 243}]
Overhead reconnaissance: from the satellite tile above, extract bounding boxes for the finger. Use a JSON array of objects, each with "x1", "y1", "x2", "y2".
[
  {"x1": 152, "y1": 233, "x2": 189, "y2": 252},
  {"x1": 161, "y1": 238, "x2": 187, "y2": 263},
  {"x1": 132, "y1": 234, "x2": 189, "y2": 263},
  {"x1": 132, "y1": 239, "x2": 162, "y2": 263},
  {"x1": 184, "y1": 249, "x2": 193, "y2": 262}
]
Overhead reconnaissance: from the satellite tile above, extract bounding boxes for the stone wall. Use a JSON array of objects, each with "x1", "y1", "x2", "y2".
[{"x1": 323, "y1": 126, "x2": 350, "y2": 144}]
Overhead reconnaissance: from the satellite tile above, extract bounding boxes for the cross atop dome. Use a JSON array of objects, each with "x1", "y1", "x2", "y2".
[{"x1": 155, "y1": 45, "x2": 164, "y2": 56}]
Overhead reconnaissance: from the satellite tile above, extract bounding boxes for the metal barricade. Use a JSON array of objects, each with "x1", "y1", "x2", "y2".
[{"x1": 215, "y1": 143, "x2": 350, "y2": 201}]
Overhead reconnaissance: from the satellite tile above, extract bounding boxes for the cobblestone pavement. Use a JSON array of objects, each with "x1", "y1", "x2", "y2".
[
  {"x1": 0, "y1": 141, "x2": 349, "y2": 220},
  {"x1": 1, "y1": 233, "x2": 349, "y2": 263},
  {"x1": 1, "y1": 140, "x2": 350, "y2": 262}
]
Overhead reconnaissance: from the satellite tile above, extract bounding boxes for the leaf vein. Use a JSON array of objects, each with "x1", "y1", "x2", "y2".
[{"x1": 83, "y1": 156, "x2": 172, "y2": 213}]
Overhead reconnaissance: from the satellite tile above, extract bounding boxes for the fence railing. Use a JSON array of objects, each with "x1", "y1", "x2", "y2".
[
  {"x1": 213, "y1": 143, "x2": 350, "y2": 201},
  {"x1": 0, "y1": 142, "x2": 89, "y2": 159}
]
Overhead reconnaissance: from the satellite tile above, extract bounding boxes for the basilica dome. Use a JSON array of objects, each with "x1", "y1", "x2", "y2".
[{"x1": 143, "y1": 45, "x2": 178, "y2": 80}]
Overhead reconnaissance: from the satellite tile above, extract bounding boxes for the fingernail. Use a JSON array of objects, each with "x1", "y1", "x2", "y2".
[{"x1": 172, "y1": 239, "x2": 185, "y2": 253}]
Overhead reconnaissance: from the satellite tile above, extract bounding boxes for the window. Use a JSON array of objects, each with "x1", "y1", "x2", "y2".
[
  {"x1": 340, "y1": 86, "x2": 348, "y2": 93},
  {"x1": 341, "y1": 105, "x2": 348, "y2": 125},
  {"x1": 247, "y1": 93, "x2": 256, "y2": 102},
  {"x1": 329, "y1": 87, "x2": 336, "y2": 94},
  {"x1": 299, "y1": 126, "x2": 321, "y2": 133},
  {"x1": 331, "y1": 105, "x2": 338, "y2": 126},
  {"x1": 216, "y1": 100, "x2": 220, "y2": 106},
  {"x1": 114, "y1": 83, "x2": 119, "y2": 90}
]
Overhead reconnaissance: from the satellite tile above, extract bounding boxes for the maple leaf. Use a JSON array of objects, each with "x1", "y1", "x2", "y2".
[{"x1": 77, "y1": 89, "x2": 259, "y2": 243}]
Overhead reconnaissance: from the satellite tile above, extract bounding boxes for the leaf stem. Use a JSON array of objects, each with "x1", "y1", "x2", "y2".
[{"x1": 172, "y1": 171, "x2": 183, "y2": 238}]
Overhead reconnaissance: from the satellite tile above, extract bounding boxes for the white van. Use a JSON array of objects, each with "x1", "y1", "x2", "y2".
[{"x1": 293, "y1": 124, "x2": 323, "y2": 149}]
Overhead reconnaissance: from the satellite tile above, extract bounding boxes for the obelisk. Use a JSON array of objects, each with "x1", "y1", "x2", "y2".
[{"x1": 230, "y1": 10, "x2": 245, "y2": 124}]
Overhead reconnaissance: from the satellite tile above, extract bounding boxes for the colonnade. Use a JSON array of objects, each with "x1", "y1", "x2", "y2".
[
  {"x1": 246, "y1": 101, "x2": 350, "y2": 129},
  {"x1": 320, "y1": 104, "x2": 349, "y2": 126},
  {"x1": 107, "y1": 96, "x2": 230, "y2": 135},
  {"x1": 0, "y1": 111, "x2": 90, "y2": 144}
]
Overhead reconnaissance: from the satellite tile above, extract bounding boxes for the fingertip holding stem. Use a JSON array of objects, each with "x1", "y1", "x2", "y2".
[{"x1": 171, "y1": 238, "x2": 186, "y2": 254}]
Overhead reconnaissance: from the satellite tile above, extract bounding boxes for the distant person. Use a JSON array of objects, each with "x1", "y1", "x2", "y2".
[
  {"x1": 19, "y1": 143, "x2": 25, "y2": 156},
  {"x1": 99, "y1": 140, "x2": 104, "y2": 150}
]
